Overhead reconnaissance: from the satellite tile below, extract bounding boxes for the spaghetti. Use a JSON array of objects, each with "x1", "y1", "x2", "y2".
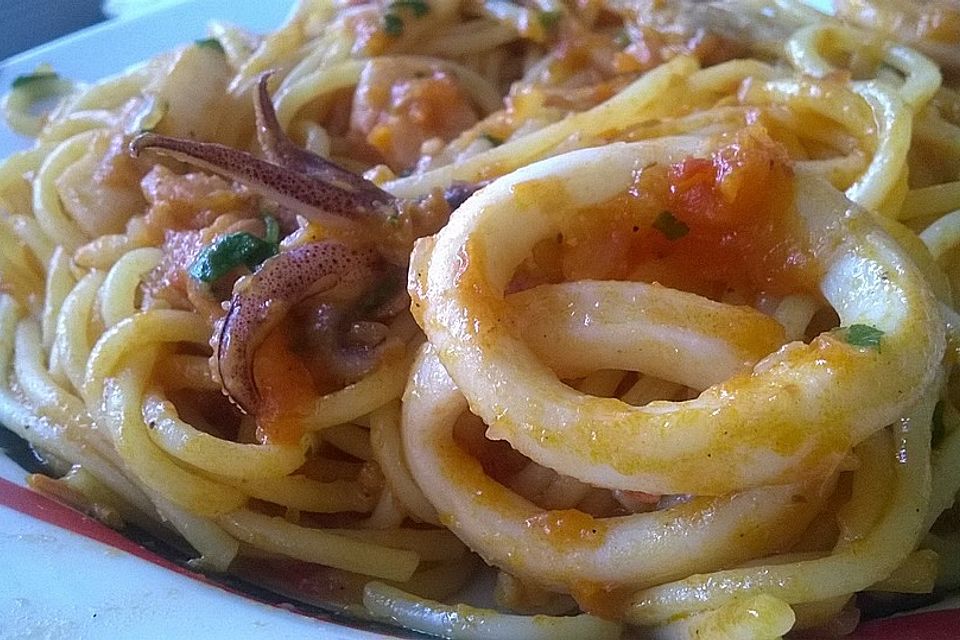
[{"x1": 1, "y1": 0, "x2": 959, "y2": 637}]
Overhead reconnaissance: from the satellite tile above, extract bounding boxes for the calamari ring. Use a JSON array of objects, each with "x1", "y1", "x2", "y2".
[
  {"x1": 402, "y1": 344, "x2": 828, "y2": 597},
  {"x1": 409, "y1": 138, "x2": 944, "y2": 496},
  {"x1": 507, "y1": 281, "x2": 786, "y2": 389}
]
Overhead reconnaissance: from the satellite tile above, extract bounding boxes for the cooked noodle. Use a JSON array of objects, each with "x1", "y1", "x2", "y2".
[{"x1": 1, "y1": 0, "x2": 959, "y2": 637}]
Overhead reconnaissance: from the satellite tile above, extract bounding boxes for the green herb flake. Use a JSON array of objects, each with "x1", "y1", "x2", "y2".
[
  {"x1": 12, "y1": 69, "x2": 59, "y2": 90},
  {"x1": 10, "y1": 64, "x2": 74, "y2": 104},
  {"x1": 481, "y1": 133, "x2": 504, "y2": 147},
  {"x1": 195, "y1": 38, "x2": 225, "y2": 54},
  {"x1": 383, "y1": 13, "x2": 405, "y2": 37},
  {"x1": 932, "y1": 400, "x2": 947, "y2": 447},
  {"x1": 613, "y1": 29, "x2": 631, "y2": 49},
  {"x1": 389, "y1": 0, "x2": 430, "y2": 17},
  {"x1": 538, "y1": 10, "x2": 563, "y2": 30},
  {"x1": 843, "y1": 323, "x2": 885, "y2": 350},
  {"x1": 188, "y1": 217, "x2": 280, "y2": 283},
  {"x1": 652, "y1": 211, "x2": 689, "y2": 241}
]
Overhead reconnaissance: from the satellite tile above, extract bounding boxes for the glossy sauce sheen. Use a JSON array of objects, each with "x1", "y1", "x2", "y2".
[{"x1": 522, "y1": 508, "x2": 608, "y2": 550}]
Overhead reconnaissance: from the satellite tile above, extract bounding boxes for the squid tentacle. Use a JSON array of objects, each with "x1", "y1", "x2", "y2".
[
  {"x1": 254, "y1": 72, "x2": 396, "y2": 207},
  {"x1": 130, "y1": 132, "x2": 396, "y2": 226},
  {"x1": 216, "y1": 242, "x2": 380, "y2": 414},
  {"x1": 131, "y1": 72, "x2": 483, "y2": 413}
]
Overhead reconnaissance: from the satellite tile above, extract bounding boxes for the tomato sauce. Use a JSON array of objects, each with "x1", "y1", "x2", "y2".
[
  {"x1": 551, "y1": 126, "x2": 820, "y2": 301},
  {"x1": 252, "y1": 327, "x2": 317, "y2": 444},
  {"x1": 569, "y1": 582, "x2": 634, "y2": 620},
  {"x1": 522, "y1": 508, "x2": 607, "y2": 550}
]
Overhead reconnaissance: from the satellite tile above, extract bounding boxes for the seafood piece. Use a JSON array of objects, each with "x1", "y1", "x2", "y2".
[
  {"x1": 130, "y1": 75, "x2": 477, "y2": 415},
  {"x1": 409, "y1": 134, "x2": 944, "y2": 496}
]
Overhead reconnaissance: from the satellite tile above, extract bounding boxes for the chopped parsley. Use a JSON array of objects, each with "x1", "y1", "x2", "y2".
[
  {"x1": 389, "y1": 0, "x2": 430, "y2": 18},
  {"x1": 842, "y1": 323, "x2": 885, "y2": 350},
  {"x1": 538, "y1": 10, "x2": 563, "y2": 30},
  {"x1": 481, "y1": 133, "x2": 504, "y2": 147},
  {"x1": 383, "y1": 0, "x2": 430, "y2": 37},
  {"x1": 195, "y1": 38, "x2": 225, "y2": 54},
  {"x1": 613, "y1": 29, "x2": 631, "y2": 49},
  {"x1": 7, "y1": 64, "x2": 75, "y2": 128},
  {"x1": 932, "y1": 400, "x2": 946, "y2": 447},
  {"x1": 10, "y1": 64, "x2": 73, "y2": 101},
  {"x1": 383, "y1": 13, "x2": 406, "y2": 36},
  {"x1": 188, "y1": 216, "x2": 280, "y2": 283},
  {"x1": 12, "y1": 68, "x2": 59, "y2": 90},
  {"x1": 652, "y1": 211, "x2": 689, "y2": 241}
]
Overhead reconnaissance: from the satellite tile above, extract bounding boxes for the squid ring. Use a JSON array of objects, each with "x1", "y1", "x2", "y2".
[
  {"x1": 506, "y1": 280, "x2": 786, "y2": 390},
  {"x1": 409, "y1": 138, "x2": 944, "y2": 496},
  {"x1": 402, "y1": 344, "x2": 827, "y2": 599}
]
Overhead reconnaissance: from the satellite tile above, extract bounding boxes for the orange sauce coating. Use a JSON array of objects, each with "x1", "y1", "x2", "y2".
[
  {"x1": 523, "y1": 126, "x2": 819, "y2": 301},
  {"x1": 522, "y1": 508, "x2": 608, "y2": 550},
  {"x1": 253, "y1": 327, "x2": 316, "y2": 444}
]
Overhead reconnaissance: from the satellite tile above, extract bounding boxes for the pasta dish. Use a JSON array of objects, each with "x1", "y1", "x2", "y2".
[{"x1": 1, "y1": 0, "x2": 959, "y2": 637}]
